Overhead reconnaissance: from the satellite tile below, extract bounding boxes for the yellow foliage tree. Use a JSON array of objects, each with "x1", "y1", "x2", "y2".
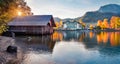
[
  {"x1": 97, "y1": 20, "x2": 102, "y2": 26},
  {"x1": 79, "y1": 18, "x2": 83, "y2": 23},
  {"x1": 97, "y1": 20, "x2": 103, "y2": 29},
  {"x1": 54, "y1": 22, "x2": 59, "y2": 29},
  {"x1": 81, "y1": 22, "x2": 86, "y2": 29},
  {"x1": 110, "y1": 16, "x2": 116, "y2": 29},
  {"x1": 54, "y1": 20, "x2": 63, "y2": 29},
  {"x1": 79, "y1": 18, "x2": 86, "y2": 29},
  {"x1": 115, "y1": 17, "x2": 120, "y2": 29},
  {"x1": 89, "y1": 24, "x2": 94, "y2": 30},
  {"x1": 102, "y1": 18, "x2": 109, "y2": 29},
  {"x1": 110, "y1": 16, "x2": 120, "y2": 29},
  {"x1": 59, "y1": 20, "x2": 63, "y2": 27}
]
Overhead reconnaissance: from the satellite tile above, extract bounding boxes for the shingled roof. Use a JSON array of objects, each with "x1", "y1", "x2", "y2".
[{"x1": 8, "y1": 15, "x2": 55, "y2": 27}]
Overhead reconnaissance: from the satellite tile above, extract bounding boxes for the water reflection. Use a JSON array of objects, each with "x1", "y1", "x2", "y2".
[
  {"x1": 52, "y1": 31, "x2": 120, "y2": 47},
  {"x1": 22, "y1": 41, "x2": 120, "y2": 64},
  {"x1": 110, "y1": 32, "x2": 120, "y2": 46},
  {"x1": 14, "y1": 31, "x2": 120, "y2": 64},
  {"x1": 89, "y1": 31, "x2": 94, "y2": 39},
  {"x1": 52, "y1": 31, "x2": 63, "y2": 41},
  {"x1": 15, "y1": 36, "x2": 56, "y2": 52},
  {"x1": 96, "y1": 32, "x2": 120, "y2": 46}
]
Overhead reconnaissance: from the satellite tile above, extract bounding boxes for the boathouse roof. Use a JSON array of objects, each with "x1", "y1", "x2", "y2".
[{"x1": 8, "y1": 15, "x2": 56, "y2": 27}]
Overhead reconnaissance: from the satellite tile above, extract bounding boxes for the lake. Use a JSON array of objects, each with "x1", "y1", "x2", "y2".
[{"x1": 14, "y1": 31, "x2": 120, "y2": 64}]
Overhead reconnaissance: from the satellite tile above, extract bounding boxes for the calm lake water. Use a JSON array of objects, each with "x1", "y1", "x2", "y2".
[{"x1": 14, "y1": 31, "x2": 120, "y2": 64}]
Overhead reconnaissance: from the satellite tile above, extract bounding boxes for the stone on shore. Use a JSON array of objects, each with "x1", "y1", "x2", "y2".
[{"x1": 0, "y1": 36, "x2": 22, "y2": 64}]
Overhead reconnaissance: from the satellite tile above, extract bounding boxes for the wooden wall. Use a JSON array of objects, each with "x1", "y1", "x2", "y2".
[{"x1": 8, "y1": 26, "x2": 53, "y2": 34}]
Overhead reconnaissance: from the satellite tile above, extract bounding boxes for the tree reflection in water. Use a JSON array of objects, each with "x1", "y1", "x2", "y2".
[
  {"x1": 52, "y1": 31, "x2": 120, "y2": 47},
  {"x1": 14, "y1": 31, "x2": 120, "y2": 64}
]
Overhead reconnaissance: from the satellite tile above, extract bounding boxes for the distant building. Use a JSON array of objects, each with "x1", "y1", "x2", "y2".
[
  {"x1": 8, "y1": 15, "x2": 56, "y2": 34},
  {"x1": 63, "y1": 21, "x2": 82, "y2": 30}
]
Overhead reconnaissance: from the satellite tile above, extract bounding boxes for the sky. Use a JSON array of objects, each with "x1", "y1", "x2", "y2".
[{"x1": 25, "y1": 0, "x2": 120, "y2": 19}]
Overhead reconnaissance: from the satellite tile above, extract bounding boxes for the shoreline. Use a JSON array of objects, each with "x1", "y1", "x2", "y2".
[
  {"x1": 54, "y1": 29, "x2": 120, "y2": 32},
  {"x1": 0, "y1": 36, "x2": 23, "y2": 64}
]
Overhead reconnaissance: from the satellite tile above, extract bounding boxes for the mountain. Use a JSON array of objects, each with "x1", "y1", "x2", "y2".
[
  {"x1": 62, "y1": 18, "x2": 74, "y2": 22},
  {"x1": 99, "y1": 4, "x2": 120, "y2": 13},
  {"x1": 54, "y1": 17, "x2": 61, "y2": 22},
  {"x1": 54, "y1": 17, "x2": 74, "y2": 22},
  {"x1": 81, "y1": 4, "x2": 120, "y2": 23},
  {"x1": 54, "y1": 4, "x2": 120, "y2": 23}
]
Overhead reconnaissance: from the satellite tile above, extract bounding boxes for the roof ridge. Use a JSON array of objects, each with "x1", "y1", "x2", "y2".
[{"x1": 8, "y1": 15, "x2": 54, "y2": 26}]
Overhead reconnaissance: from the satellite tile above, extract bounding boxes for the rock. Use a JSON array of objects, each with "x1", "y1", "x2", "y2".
[
  {"x1": 0, "y1": 36, "x2": 22, "y2": 63},
  {"x1": 6, "y1": 46, "x2": 17, "y2": 53},
  {"x1": 0, "y1": 36, "x2": 15, "y2": 51}
]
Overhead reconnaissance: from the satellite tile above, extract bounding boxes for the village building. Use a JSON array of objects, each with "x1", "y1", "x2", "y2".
[
  {"x1": 8, "y1": 15, "x2": 56, "y2": 34},
  {"x1": 63, "y1": 21, "x2": 82, "y2": 30}
]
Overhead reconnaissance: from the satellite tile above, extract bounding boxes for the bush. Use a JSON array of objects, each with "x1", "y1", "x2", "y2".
[{"x1": 95, "y1": 26, "x2": 101, "y2": 30}]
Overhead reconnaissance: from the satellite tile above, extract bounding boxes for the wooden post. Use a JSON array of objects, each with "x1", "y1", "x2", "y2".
[{"x1": 12, "y1": 32, "x2": 15, "y2": 39}]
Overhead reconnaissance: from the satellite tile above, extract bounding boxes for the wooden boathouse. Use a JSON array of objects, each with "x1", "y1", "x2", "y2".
[{"x1": 8, "y1": 15, "x2": 56, "y2": 35}]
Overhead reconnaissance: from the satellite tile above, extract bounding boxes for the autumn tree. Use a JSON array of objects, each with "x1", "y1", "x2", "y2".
[
  {"x1": 114, "y1": 17, "x2": 120, "y2": 29},
  {"x1": 97, "y1": 20, "x2": 102, "y2": 26},
  {"x1": 54, "y1": 20, "x2": 63, "y2": 29},
  {"x1": 89, "y1": 24, "x2": 94, "y2": 30},
  {"x1": 96, "y1": 16, "x2": 120, "y2": 30},
  {"x1": 0, "y1": 0, "x2": 33, "y2": 22},
  {"x1": 110, "y1": 16, "x2": 120, "y2": 29},
  {"x1": 59, "y1": 20, "x2": 63, "y2": 27},
  {"x1": 54, "y1": 22, "x2": 59, "y2": 29},
  {"x1": 97, "y1": 20, "x2": 102, "y2": 29},
  {"x1": 79, "y1": 19, "x2": 86, "y2": 29},
  {"x1": 16, "y1": 0, "x2": 33, "y2": 16},
  {"x1": 81, "y1": 23, "x2": 86, "y2": 29},
  {"x1": 110, "y1": 16, "x2": 116, "y2": 29},
  {"x1": 0, "y1": 0, "x2": 33, "y2": 34},
  {"x1": 79, "y1": 18, "x2": 83, "y2": 24},
  {"x1": 102, "y1": 18, "x2": 109, "y2": 29}
]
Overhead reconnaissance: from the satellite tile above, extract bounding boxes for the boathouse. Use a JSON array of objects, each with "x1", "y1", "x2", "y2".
[{"x1": 8, "y1": 15, "x2": 56, "y2": 34}]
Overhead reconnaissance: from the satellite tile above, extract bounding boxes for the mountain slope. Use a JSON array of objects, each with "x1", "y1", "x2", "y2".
[
  {"x1": 98, "y1": 4, "x2": 120, "y2": 13},
  {"x1": 54, "y1": 17, "x2": 61, "y2": 22},
  {"x1": 81, "y1": 4, "x2": 120, "y2": 23},
  {"x1": 54, "y1": 4, "x2": 120, "y2": 23},
  {"x1": 82, "y1": 11, "x2": 120, "y2": 23}
]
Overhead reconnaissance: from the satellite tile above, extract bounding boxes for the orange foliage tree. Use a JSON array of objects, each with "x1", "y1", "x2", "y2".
[
  {"x1": 89, "y1": 24, "x2": 94, "y2": 30},
  {"x1": 110, "y1": 16, "x2": 116, "y2": 29},
  {"x1": 110, "y1": 16, "x2": 120, "y2": 29},
  {"x1": 59, "y1": 20, "x2": 63, "y2": 27},
  {"x1": 54, "y1": 22, "x2": 59, "y2": 29},
  {"x1": 102, "y1": 18, "x2": 109, "y2": 29},
  {"x1": 97, "y1": 16, "x2": 120, "y2": 30},
  {"x1": 79, "y1": 19, "x2": 86, "y2": 29},
  {"x1": 54, "y1": 20, "x2": 63, "y2": 29},
  {"x1": 97, "y1": 20, "x2": 103, "y2": 29},
  {"x1": 97, "y1": 20, "x2": 102, "y2": 26}
]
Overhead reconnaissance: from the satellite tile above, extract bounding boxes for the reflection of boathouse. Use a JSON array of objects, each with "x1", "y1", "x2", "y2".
[
  {"x1": 8, "y1": 15, "x2": 56, "y2": 34},
  {"x1": 15, "y1": 36, "x2": 56, "y2": 52},
  {"x1": 63, "y1": 21, "x2": 82, "y2": 30}
]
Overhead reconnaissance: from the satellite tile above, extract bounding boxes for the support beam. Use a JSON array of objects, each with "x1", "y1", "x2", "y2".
[{"x1": 11, "y1": 32, "x2": 15, "y2": 39}]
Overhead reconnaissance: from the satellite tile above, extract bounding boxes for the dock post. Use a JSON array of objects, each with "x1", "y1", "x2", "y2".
[{"x1": 12, "y1": 32, "x2": 15, "y2": 39}]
